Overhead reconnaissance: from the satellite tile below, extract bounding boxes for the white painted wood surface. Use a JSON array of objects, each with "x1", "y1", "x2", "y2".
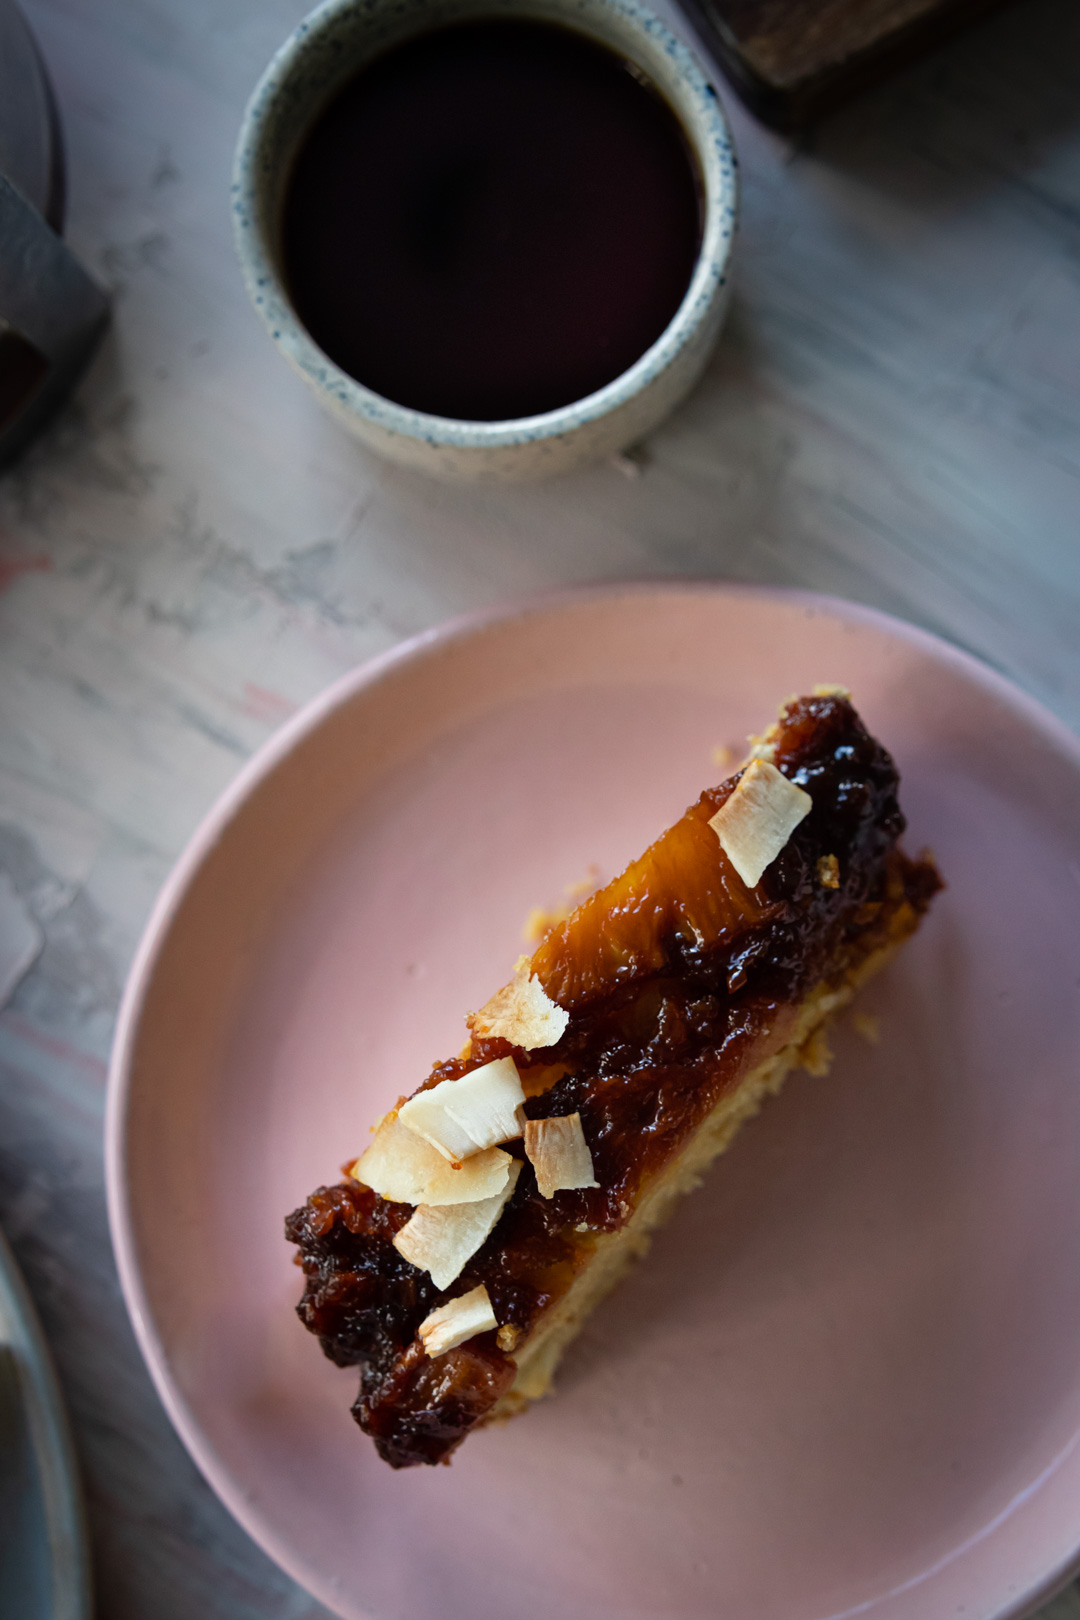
[{"x1": 0, "y1": 0, "x2": 1078, "y2": 1613}]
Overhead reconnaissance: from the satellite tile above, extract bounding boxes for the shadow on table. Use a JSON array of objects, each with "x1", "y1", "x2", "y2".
[{"x1": 798, "y1": 0, "x2": 1080, "y2": 211}]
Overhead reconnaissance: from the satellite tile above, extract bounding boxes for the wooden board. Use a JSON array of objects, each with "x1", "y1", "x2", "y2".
[{"x1": 678, "y1": 0, "x2": 1013, "y2": 126}]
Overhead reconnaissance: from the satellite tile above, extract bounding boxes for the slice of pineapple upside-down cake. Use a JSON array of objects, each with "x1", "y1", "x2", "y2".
[{"x1": 285, "y1": 690, "x2": 941, "y2": 1468}]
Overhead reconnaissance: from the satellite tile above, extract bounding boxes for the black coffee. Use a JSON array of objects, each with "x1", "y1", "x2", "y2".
[{"x1": 280, "y1": 19, "x2": 703, "y2": 421}]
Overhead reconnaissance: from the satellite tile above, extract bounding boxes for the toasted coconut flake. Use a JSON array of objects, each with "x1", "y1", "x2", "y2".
[
  {"x1": 418, "y1": 1284, "x2": 498, "y2": 1358},
  {"x1": 443, "y1": 1056, "x2": 526, "y2": 1150},
  {"x1": 708, "y1": 759, "x2": 812, "y2": 889},
  {"x1": 852, "y1": 1011, "x2": 881, "y2": 1045},
  {"x1": 524, "y1": 1113, "x2": 599, "y2": 1199},
  {"x1": 398, "y1": 1057, "x2": 526, "y2": 1162},
  {"x1": 350, "y1": 1113, "x2": 513, "y2": 1206},
  {"x1": 393, "y1": 1161, "x2": 522, "y2": 1289},
  {"x1": 472, "y1": 971, "x2": 569, "y2": 1050},
  {"x1": 396, "y1": 1085, "x2": 475, "y2": 1163}
]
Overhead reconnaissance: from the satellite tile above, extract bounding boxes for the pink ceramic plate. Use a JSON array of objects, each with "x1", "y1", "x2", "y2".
[{"x1": 107, "y1": 584, "x2": 1080, "y2": 1620}]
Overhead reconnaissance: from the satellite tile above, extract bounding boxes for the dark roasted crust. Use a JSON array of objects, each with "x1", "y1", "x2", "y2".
[
  {"x1": 355, "y1": 1337, "x2": 516, "y2": 1469},
  {"x1": 286, "y1": 695, "x2": 942, "y2": 1468}
]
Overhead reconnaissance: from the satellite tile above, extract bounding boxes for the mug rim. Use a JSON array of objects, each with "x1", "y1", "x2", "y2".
[{"x1": 232, "y1": 0, "x2": 739, "y2": 452}]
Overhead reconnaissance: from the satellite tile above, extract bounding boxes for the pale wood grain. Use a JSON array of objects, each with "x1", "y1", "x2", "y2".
[{"x1": 0, "y1": 0, "x2": 1078, "y2": 1613}]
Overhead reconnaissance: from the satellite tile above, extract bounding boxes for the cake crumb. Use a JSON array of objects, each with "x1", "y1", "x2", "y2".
[
  {"x1": 853, "y1": 1012, "x2": 881, "y2": 1045},
  {"x1": 610, "y1": 448, "x2": 646, "y2": 479},
  {"x1": 799, "y1": 1024, "x2": 833, "y2": 1077},
  {"x1": 566, "y1": 866, "x2": 600, "y2": 898},
  {"x1": 522, "y1": 867, "x2": 601, "y2": 943},
  {"x1": 744, "y1": 729, "x2": 779, "y2": 764},
  {"x1": 711, "y1": 743, "x2": 735, "y2": 769},
  {"x1": 817, "y1": 853, "x2": 840, "y2": 889},
  {"x1": 496, "y1": 1323, "x2": 521, "y2": 1352},
  {"x1": 813, "y1": 683, "x2": 852, "y2": 699},
  {"x1": 522, "y1": 906, "x2": 555, "y2": 944}
]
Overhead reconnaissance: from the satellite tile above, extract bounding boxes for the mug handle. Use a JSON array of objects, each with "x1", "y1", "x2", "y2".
[{"x1": 0, "y1": 170, "x2": 109, "y2": 458}]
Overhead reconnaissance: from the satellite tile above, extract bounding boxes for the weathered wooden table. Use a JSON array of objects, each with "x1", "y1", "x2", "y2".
[{"x1": 2, "y1": 0, "x2": 1079, "y2": 1614}]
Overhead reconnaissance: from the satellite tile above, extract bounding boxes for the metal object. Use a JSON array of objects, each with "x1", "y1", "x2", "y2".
[
  {"x1": 0, "y1": 0, "x2": 108, "y2": 468},
  {"x1": 0, "y1": 1229, "x2": 92, "y2": 1620}
]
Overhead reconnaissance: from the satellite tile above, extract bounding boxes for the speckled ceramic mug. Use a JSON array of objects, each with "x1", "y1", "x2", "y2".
[{"x1": 233, "y1": 0, "x2": 738, "y2": 481}]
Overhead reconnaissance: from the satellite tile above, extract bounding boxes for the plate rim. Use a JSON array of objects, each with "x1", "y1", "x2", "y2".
[{"x1": 105, "y1": 579, "x2": 1080, "y2": 1620}]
